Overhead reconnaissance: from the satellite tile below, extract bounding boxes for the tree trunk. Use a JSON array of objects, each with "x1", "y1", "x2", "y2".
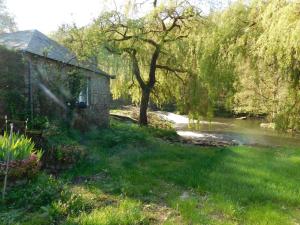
[{"x1": 139, "y1": 88, "x2": 151, "y2": 126}]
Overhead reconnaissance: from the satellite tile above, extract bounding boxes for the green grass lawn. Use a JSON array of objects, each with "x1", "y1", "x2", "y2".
[{"x1": 1, "y1": 120, "x2": 300, "y2": 224}]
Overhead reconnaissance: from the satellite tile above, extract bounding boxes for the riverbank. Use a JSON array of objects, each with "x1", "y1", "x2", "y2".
[
  {"x1": 111, "y1": 108, "x2": 239, "y2": 147},
  {"x1": 111, "y1": 108, "x2": 300, "y2": 147},
  {"x1": 2, "y1": 119, "x2": 300, "y2": 224}
]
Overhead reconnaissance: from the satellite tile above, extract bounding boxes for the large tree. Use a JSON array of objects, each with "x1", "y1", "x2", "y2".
[
  {"x1": 194, "y1": 0, "x2": 300, "y2": 131},
  {"x1": 57, "y1": 0, "x2": 201, "y2": 125},
  {"x1": 94, "y1": 1, "x2": 201, "y2": 125},
  {"x1": 0, "y1": 0, "x2": 16, "y2": 33}
]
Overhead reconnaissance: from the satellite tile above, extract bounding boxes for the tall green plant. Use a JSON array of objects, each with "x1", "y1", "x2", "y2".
[{"x1": 0, "y1": 133, "x2": 41, "y2": 161}]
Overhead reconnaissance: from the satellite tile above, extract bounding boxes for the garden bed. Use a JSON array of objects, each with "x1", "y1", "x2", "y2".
[{"x1": 0, "y1": 153, "x2": 40, "y2": 185}]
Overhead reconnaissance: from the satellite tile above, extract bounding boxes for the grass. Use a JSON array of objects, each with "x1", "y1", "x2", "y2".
[{"x1": 1, "y1": 120, "x2": 300, "y2": 224}]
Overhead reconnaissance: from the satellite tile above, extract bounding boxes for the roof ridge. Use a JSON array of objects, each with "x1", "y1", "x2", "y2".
[
  {"x1": 0, "y1": 30, "x2": 114, "y2": 79},
  {"x1": 24, "y1": 30, "x2": 36, "y2": 51}
]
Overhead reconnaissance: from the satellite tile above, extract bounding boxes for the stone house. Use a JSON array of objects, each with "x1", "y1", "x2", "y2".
[{"x1": 0, "y1": 30, "x2": 113, "y2": 127}]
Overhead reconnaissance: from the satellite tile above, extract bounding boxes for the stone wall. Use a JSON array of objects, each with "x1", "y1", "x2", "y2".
[
  {"x1": 0, "y1": 47, "x2": 27, "y2": 119},
  {"x1": 24, "y1": 53, "x2": 111, "y2": 127}
]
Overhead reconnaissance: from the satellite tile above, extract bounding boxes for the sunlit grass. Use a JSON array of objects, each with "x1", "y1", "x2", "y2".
[
  {"x1": 2, "y1": 120, "x2": 300, "y2": 224},
  {"x1": 67, "y1": 199, "x2": 147, "y2": 225}
]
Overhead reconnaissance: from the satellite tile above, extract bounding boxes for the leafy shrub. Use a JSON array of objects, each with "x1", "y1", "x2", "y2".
[
  {"x1": 0, "y1": 133, "x2": 42, "y2": 180},
  {"x1": 3, "y1": 174, "x2": 64, "y2": 210},
  {"x1": 86, "y1": 119, "x2": 178, "y2": 151},
  {"x1": 45, "y1": 191, "x2": 92, "y2": 222},
  {"x1": 43, "y1": 144, "x2": 87, "y2": 172},
  {"x1": 0, "y1": 154, "x2": 41, "y2": 180},
  {"x1": 1, "y1": 174, "x2": 88, "y2": 224},
  {"x1": 144, "y1": 126, "x2": 178, "y2": 141},
  {"x1": 93, "y1": 120, "x2": 148, "y2": 148},
  {"x1": 29, "y1": 116, "x2": 49, "y2": 130},
  {"x1": 44, "y1": 121, "x2": 81, "y2": 146}
]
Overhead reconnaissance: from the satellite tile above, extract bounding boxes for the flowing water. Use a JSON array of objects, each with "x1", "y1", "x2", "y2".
[{"x1": 156, "y1": 112, "x2": 300, "y2": 147}]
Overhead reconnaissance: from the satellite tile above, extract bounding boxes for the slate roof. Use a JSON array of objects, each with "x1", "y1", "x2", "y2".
[{"x1": 0, "y1": 30, "x2": 113, "y2": 78}]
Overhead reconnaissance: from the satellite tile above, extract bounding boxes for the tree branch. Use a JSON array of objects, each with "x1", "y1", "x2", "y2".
[
  {"x1": 156, "y1": 64, "x2": 188, "y2": 73},
  {"x1": 130, "y1": 50, "x2": 146, "y2": 89},
  {"x1": 148, "y1": 46, "x2": 161, "y2": 88}
]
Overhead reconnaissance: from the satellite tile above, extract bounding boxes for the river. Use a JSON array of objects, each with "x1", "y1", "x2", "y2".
[{"x1": 156, "y1": 112, "x2": 300, "y2": 147}]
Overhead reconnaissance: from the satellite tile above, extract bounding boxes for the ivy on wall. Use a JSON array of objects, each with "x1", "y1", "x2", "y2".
[{"x1": 0, "y1": 46, "x2": 26, "y2": 119}]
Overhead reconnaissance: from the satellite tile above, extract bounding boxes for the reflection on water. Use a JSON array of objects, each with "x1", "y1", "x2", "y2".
[
  {"x1": 178, "y1": 118, "x2": 300, "y2": 147},
  {"x1": 156, "y1": 111, "x2": 300, "y2": 147}
]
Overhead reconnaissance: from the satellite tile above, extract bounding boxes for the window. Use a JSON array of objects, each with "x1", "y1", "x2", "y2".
[{"x1": 77, "y1": 78, "x2": 91, "y2": 108}]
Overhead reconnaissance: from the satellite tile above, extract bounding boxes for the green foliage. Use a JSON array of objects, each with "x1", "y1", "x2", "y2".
[
  {"x1": 46, "y1": 192, "x2": 89, "y2": 222},
  {"x1": 44, "y1": 121, "x2": 82, "y2": 146},
  {"x1": 94, "y1": 120, "x2": 148, "y2": 148},
  {"x1": 29, "y1": 116, "x2": 50, "y2": 130},
  {"x1": 41, "y1": 121, "x2": 87, "y2": 172},
  {"x1": 274, "y1": 90, "x2": 300, "y2": 132},
  {"x1": 43, "y1": 144, "x2": 87, "y2": 170},
  {"x1": 229, "y1": 0, "x2": 300, "y2": 130},
  {"x1": 66, "y1": 69, "x2": 85, "y2": 125},
  {"x1": 90, "y1": 119, "x2": 178, "y2": 149},
  {"x1": 2, "y1": 173, "x2": 63, "y2": 210},
  {"x1": 0, "y1": 132, "x2": 41, "y2": 180},
  {"x1": 0, "y1": 0, "x2": 16, "y2": 33},
  {"x1": 67, "y1": 199, "x2": 149, "y2": 225},
  {"x1": 53, "y1": 0, "x2": 300, "y2": 129},
  {"x1": 70, "y1": 199, "x2": 148, "y2": 225},
  {"x1": 185, "y1": 0, "x2": 300, "y2": 130},
  {"x1": 1, "y1": 173, "x2": 89, "y2": 224},
  {"x1": 67, "y1": 69, "x2": 85, "y2": 103},
  {"x1": 0, "y1": 132, "x2": 41, "y2": 161},
  {"x1": 54, "y1": 1, "x2": 202, "y2": 125}
]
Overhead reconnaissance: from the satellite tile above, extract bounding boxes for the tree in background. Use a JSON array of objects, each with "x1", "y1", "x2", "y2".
[
  {"x1": 0, "y1": 0, "x2": 16, "y2": 33},
  {"x1": 55, "y1": 0, "x2": 201, "y2": 125},
  {"x1": 197, "y1": 0, "x2": 300, "y2": 130}
]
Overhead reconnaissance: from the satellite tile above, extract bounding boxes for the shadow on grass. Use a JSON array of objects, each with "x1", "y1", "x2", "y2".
[
  {"x1": 6, "y1": 121, "x2": 299, "y2": 224},
  {"x1": 62, "y1": 121, "x2": 300, "y2": 224}
]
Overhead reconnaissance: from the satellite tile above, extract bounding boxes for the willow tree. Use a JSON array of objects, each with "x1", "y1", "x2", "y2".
[
  {"x1": 0, "y1": 0, "x2": 16, "y2": 33},
  {"x1": 82, "y1": 1, "x2": 201, "y2": 125},
  {"x1": 200, "y1": 0, "x2": 300, "y2": 130}
]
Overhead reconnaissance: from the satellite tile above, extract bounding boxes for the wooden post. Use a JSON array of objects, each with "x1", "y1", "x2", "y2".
[
  {"x1": 25, "y1": 118, "x2": 28, "y2": 136},
  {"x1": 2, "y1": 123, "x2": 13, "y2": 201},
  {"x1": 28, "y1": 61, "x2": 33, "y2": 121},
  {"x1": 4, "y1": 115, "x2": 7, "y2": 133}
]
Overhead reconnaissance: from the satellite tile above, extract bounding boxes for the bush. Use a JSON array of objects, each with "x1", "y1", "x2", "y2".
[
  {"x1": 43, "y1": 144, "x2": 87, "y2": 172},
  {"x1": 45, "y1": 191, "x2": 91, "y2": 222},
  {"x1": 1, "y1": 174, "x2": 88, "y2": 224},
  {"x1": 2, "y1": 174, "x2": 64, "y2": 210},
  {"x1": 145, "y1": 126, "x2": 178, "y2": 141},
  {"x1": 29, "y1": 116, "x2": 49, "y2": 130},
  {"x1": 0, "y1": 133, "x2": 42, "y2": 181},
  {"x1": 0, "y1": 154, "x2": 40, "y2": 181},
  {"x1": 88, "y1": 119, "x2": 178, "y2": 150},
  {"x1": 95, "y1": 121, "x2": 148, "y2": 148}
]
